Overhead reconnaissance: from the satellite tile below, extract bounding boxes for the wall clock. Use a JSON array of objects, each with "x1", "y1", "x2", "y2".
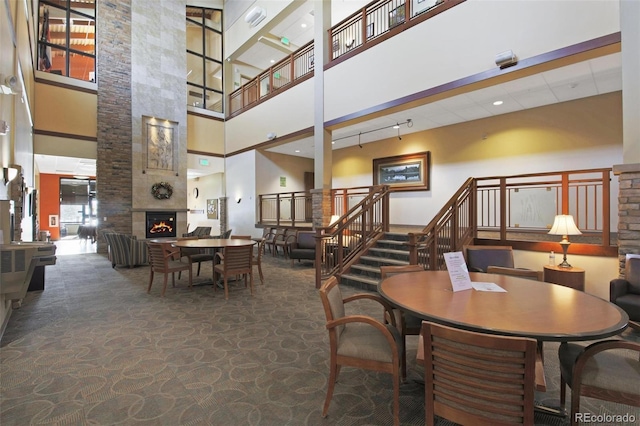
[{"x1": 193, "y1": 188, "x2": 199, "y2": 199}]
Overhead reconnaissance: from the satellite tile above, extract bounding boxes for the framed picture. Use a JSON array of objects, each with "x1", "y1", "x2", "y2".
[
  {"x1": 373, "y1": 152, "x2": 430, "y2": 192},
  {"x1": 207, "y1": 199, "x2": 218, "y2": 219},
  {"x1": 388, "y1": 5, "x2": 406, "y2": 28},
  {"x1": 308, "y1": 54, "x2": 314, "y2": 69},
  {"x1": 49, "y1": 214, "x2": 59, "y2": 227},
  {"x1": 366, "y1": 22, "x2": 375, "y2": 39}
]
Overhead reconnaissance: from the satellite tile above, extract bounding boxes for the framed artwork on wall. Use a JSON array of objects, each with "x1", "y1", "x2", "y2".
[
  {"x1": 49, "y1": 214, "x2": 59, "y2": 227},
  {"x1": 373, "y1": 152, "x2": 430, "y2": 192}
]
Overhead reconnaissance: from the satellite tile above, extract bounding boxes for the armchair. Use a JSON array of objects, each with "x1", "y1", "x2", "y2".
[
  {"x1": 464, "y1": 245, "x2": 515, "y2": 272},
  {"x1": 182, "y1": 226, "x2": 211, "y2": 238},
  {"x1": 610, "y1": 256, "x2": 640, "y2": 330},
  {"x1": 289, "y1": 231, "x2": 316, "y2": 267},
  {"x1": 103, "y1": 232, "x2": 149, "y2": 268},
  {"x1": 558, "y1": 340, "x2": 640, "y2": 425}
]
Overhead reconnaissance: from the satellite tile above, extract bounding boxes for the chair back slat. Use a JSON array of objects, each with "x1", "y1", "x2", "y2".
[
  {"x1": 422, "y1": 321, "x2": 536, "y2": 426},
  {"x1": 222, "y1": 245, "x2": 253, "y2": 273}
]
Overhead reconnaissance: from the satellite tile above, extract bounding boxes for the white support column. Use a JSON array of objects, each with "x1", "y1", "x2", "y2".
[{"x1": 621, "y1": 0, "x2": 640, "y2": 163}]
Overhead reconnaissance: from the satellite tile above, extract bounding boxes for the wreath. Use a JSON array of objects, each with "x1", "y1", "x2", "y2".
[{"x1": 151, "y1": 182, "x2": 173, "y2": 200}]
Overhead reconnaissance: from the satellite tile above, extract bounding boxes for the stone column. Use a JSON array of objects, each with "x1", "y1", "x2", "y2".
[
  {"x1": 613, "y1": 165, "x2": 640, "y2": 274},
  {"x1": 96, "y1": 0, "x2": 133, "y2": 253},
  {"x1": 311, "y1": 189, "x2": 332, "y2": 229},
  {"x1": 219, "y1": 196, "x2": 228, "y2": 235}
]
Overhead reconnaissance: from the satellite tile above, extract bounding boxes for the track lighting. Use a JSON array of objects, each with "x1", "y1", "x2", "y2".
[{"x1": 333, "y1": 118, "x2": 414, "y2": 145}]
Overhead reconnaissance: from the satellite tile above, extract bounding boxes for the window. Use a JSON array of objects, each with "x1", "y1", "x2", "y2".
[
  {"x1": 186, "y1": 6, "x2": 223, "y2": 113},
  {"x1": 38, "y1": 0, "x2": 96, "y2": 82}
]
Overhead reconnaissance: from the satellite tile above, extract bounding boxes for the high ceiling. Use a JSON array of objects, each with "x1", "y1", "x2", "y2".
[{"x1": 34, "y1": 1, "x2": 622, "y2": 175}]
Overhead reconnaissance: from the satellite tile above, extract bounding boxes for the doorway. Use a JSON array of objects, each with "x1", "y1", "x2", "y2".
[{"x1": 59, "y1": 177, "x2": 97, "y2": 239}]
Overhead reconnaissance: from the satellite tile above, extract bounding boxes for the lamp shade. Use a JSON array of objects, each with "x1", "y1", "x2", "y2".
[{"x1": 548, "y1": 215, "x2": 581, "y2": 236}]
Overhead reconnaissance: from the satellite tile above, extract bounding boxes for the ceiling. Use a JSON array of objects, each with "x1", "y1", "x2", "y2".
[{"x1": 34, "y1": 1, "x2": 622, "y2": 175}]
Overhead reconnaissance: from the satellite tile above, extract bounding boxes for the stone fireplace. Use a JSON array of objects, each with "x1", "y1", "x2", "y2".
[{"x1": 145, "y1": 211, "x2": 177, "y2": 239}]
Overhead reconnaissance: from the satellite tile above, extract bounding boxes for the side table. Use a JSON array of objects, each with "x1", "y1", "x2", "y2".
[{"x1": 543, "y1": 265, "x2": 585, "y2": 291}]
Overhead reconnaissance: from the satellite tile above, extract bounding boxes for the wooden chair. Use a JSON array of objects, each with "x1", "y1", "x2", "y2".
[
  {"x1": 146, "y1": 242, "x2": 193, "y2": 297},
  {"x1": 464, "y1": 245, "x2": 515, "y2": 272},
  {"x1": 486, "y1": 265, "x2": 543, "y2": 281},
  {"x1": 213, "y1": 245, "x2": 254, "y2": 300},
  {"x1": 252, "y1": 237, "x2": 266, "y2": 284},
  {"x1": 421, "y1": 321, "x2": 537, "y2": 426},
  {"x1": 379, "y1": 264, "x2": 425, "y2": 378},
  {"x1": 558, "y1": 340, "x2": 640, "y2": 426},
  {"x1": 264, "y1": 228, "x2": 284, "y2": 255},
  {"x1": 319, "y1": 276, "x2": 403, "y2": 426},
  {"x1": 179, "y1": 235, "x2": 214, "y2": 277},
  {"x1": 275, "y1": 228, "x2": 297, "y2": 258}
]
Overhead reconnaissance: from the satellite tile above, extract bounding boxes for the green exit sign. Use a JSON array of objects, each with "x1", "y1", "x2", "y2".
[
  {"x1": 281, "y1": 37, "x2": 289, "y2": 46},
  {"x1": 199, "y1": 159, "x2": 209, "y2": 166}
]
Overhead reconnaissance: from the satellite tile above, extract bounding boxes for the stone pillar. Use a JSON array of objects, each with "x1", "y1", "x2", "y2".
[
  {"x1": 311, "y1": 189, "x2": 332, "y2": 229},
  {"x1": 96, "y1": 0, "x2": 133, "y2": 253},
  {"x1": 219, "y1": 196, "x2": 228, "y2": 235},
  {"x1": 613, "y1": 165, "x2": 640, "y2": 274}
]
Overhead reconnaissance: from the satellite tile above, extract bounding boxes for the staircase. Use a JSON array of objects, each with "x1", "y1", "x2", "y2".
[{"x1": 340, "y1": 232, "x2": 411, "y2": 291}]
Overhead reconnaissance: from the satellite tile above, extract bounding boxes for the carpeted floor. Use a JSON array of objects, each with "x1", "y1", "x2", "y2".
[{"x1": 1, "y1": 251, "x2": 638, "y2": 425}]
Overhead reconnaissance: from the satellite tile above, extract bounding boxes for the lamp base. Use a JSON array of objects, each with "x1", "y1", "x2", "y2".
[
  {"x1": 559, "y1": 240, "x2": 571, "y2": 268},
  {"x1": 557, "y1": 259, "x2": 572, "y2": 268}
]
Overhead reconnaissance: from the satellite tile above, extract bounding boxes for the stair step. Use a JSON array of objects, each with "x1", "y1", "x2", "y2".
[
  {"x1": 377, "y1": 239, "x2": 409, "y2": 248},
  {"x1": 350, "y1": 264, "x2": 382, "y2": 279},
  {"x1": 360, "y1": 256, "x2": 409, "y2": 267},
  {"x1": 339, "y1": 273, "x2": 379, "y2": 291},
  {"x1": 383, "y1": 232, "x2": 412, "y2": 242}
]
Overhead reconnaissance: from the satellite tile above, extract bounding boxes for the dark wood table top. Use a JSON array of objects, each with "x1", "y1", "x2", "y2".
[
  {"x1": 173, "y1": 238, "x2": 256, "y2": 249},
  {"x1": 378, "y1": 270, "x2": 628, "y2": 342}
]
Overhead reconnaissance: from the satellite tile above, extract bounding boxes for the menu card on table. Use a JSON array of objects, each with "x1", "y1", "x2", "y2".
[
  {"x1": 443, "y1": 251, "x2": 473, "y2": 292},
  {"x1": 444, "y1": 251, "x2": 507, "y2": 293}
]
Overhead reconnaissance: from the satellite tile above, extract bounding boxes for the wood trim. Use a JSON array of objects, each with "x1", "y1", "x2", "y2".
[
  {"x1": 324, "y1": 32, "x2": 621, "y2": 129},
  {"x1": 34, "y1": 129, "x2": 97, "y2": 142},
  {"x1": 187, "y1": 111, "x2": 224, "y2": 121},
  {"x1": 474, "y1": 239, "x2": 618, "y2": 257},
  {"x1": 186, "y1": 150, "x2": 224, "y2": 157}
]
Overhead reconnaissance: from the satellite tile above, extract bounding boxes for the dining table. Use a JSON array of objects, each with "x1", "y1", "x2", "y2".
[
  {"x1": 377, "y1": 269, "x2": 629, "y2": 411},
  {"x1": 173, "y1": 238, "x2": 256, "y2": 285}
]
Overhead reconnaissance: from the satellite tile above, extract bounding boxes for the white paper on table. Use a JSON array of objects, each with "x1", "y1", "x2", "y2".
[
  {"x1": 443, "y1": 251, "x2": 472, "y2": 292},
  {"x1": 471, "y1": 282, "x2": 507, "y2": 292}
]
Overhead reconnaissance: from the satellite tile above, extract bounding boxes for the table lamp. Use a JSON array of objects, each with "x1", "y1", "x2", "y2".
[{"x1": 548, "y1": 214, "x2": 581, "y2": 268}]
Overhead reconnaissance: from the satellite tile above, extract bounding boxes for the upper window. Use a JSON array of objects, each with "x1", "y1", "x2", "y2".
[
  {"x1": 38, "y1": 0, "x2": 96, "y2": 82},
  {"x1": 186, "y1": 6, "x2": 223, "y2": 113}
]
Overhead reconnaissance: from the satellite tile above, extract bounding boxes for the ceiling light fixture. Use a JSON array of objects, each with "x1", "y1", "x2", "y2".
[
  {"x1": 301, "y1": 23, "x2": 307, "y2": 28},
  {"x1": 493, "y1": 100, "x2": 503, "y2": 106}
]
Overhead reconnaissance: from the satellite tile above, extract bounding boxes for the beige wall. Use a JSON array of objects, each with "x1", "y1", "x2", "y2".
[
  {"x1": 256, "y1": 150, "x2": 314, "y2": 195},
  {"x1": 187, "y1": 114, "x2": 225, "y2": 154},
  {"x1": 187, "y1": 172, "x2": 224, "y2": 233},
  {"x1": 332, "y1": 92, "x2": 623, "y2": 226},
  {"x1": 34, "y1": 83, "x2": 97, "y2": 138}
]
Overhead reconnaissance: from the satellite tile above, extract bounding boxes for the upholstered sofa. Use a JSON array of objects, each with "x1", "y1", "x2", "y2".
[
  {"x1": 289, "y1": 231, "x2": 316, "y2": 266},
  {"x1": 610, "y1": 256, "x2": 640, "y2": 330},
  {"x1": 103, "y1": 232, "x2": 149, "y2": 268}
]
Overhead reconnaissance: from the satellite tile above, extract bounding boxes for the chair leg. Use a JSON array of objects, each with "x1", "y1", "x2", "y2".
[
  {"x1": 248, "y1": 273, "x2": 253, "y2": 296},
  {"x1": 401, "y1": 335, "x2": 407, "y2": 381},
  {"x1": 322, "y1": 357, "x2": 338, "y2": 418},
  {"x1": 560, "y1": 375, "x2": 566, "y2": 407},
  {"x1": 147, "y1": 270, "x2": 154, "y2": 293},
  {"x1": 161, "y1": 274, "x2": 169, "y2": 297},
  {"x1": 197, "y1": 262, "x2": 202, "y2": 276},
  {"x1": 187, "y1": 267, "x2": 193, "y2": 289},
  {"x1": 258, "y1": 263, "x2": 264, "y2": 284},
  {"x1": 223, "y1": 277, "x2": 229, "y2": 300}
]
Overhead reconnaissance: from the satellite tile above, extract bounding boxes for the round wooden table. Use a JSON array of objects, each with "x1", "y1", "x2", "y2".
[
  {"x1": 173, "y1": 239, "x2": 256, "y2": 285},
  {"x1": 378, "y1": 270, "x2": 628, "y2": 342}
]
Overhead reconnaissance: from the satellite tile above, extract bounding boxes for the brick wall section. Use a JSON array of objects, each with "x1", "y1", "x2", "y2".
[
  {"x1": 615, "y1": 166, "x2": 640, "y2": 276},
  {"x1": 96, "y1": 0, "x2": 133, "y2": 253},
  {"x1": 311, "y1": 189, "x2": 332, "y2": 229}
]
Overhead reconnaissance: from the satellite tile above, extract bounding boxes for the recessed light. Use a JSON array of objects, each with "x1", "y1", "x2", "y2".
[
  {"x1": 295, "y1": 150, "x2": 300, "y2": 153},
  {"x1": 331, "y1": 141, "x2": 335, "y2": 145},
  {"x1": 301, "y1": 23, "x2": 307, "y2": 28},
  {"x1": 493, "y1": 100, "x2": 503, "y2": 106},
  {"x1": 270, "y1": 59, "x2": 275, "y2": 63}
]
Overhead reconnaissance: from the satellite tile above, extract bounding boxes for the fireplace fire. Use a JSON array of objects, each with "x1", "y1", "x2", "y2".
[{"x1": 146, "y1": 212, "x2": 177, "y2": 239}]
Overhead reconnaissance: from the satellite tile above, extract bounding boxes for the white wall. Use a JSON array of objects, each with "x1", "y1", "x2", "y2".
[
  {"x1": 324, "y1": 0, "x2": 621, "y2": 121},
  {"x1": 187, "y1": 172, "x2": 224, "y2": 234},
  {"x1": 226, "y1": 150, "x2": 258, "y2": 237}
]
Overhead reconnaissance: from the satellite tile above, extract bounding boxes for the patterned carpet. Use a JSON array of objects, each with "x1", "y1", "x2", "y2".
[{"x1": 1, "y1": 252, "x2": 638, "y2": 425}]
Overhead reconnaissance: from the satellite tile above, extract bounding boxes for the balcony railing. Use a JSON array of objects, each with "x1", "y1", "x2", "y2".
[{"x1": 228, "y1": 0, "x2": 464, "y2": 117}]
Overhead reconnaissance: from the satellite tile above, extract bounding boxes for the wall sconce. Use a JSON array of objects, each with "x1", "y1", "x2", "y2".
[
  {"x1": 2, "y1": 166, "x2": 18, "y2": 186},
  {"x1": 236, "y1": 197, "x2": 242, "y2": 204},
  {"x1": 548, "y1": 214, "x2": 582, "y2": 268}
]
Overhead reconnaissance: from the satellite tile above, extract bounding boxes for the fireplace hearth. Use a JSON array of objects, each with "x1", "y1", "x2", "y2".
[{"x1": 146, "y1": 211, "x2": 177, "y2": 239}]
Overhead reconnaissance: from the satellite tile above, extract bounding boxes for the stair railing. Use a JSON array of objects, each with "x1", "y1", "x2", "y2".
[
  {"x1": 407, "y1": 177, "x2": 475, "y2": 270},
  {"x1": 314, "y1": 185, "x2": 390, "y2": 288}
]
